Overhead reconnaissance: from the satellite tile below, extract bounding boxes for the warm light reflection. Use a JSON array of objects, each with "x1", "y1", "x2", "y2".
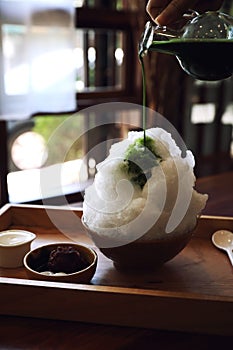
[{"x1": 115, "y1": 48, "x2": 124, "y2": 65}]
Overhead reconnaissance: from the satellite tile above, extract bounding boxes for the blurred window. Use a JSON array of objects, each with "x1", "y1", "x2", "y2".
[
  {"x1": 74, "y1": 0, "x2": 142, "y2": 108},
  {"x1": 6, "y1": 0, "x2": 144, "y2": 205}
]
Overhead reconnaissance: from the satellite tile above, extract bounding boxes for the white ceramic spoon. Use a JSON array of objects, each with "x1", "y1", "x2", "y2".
[{"x1": 212, "y1": 230, "x2": 233, "y2": 266}]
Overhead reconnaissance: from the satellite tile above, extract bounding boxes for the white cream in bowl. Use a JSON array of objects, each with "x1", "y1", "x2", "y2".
[{"x1": 0, "y1": 229, "x2": 36, "y2": 268}]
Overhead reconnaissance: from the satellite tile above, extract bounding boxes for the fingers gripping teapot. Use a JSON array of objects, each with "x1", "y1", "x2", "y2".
[{"x1": 139, "y1": 10, "x2": 233, "y2": 81}]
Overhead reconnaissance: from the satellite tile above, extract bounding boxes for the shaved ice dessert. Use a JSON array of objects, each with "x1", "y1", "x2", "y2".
[{"x1": 82, "y1": 128, "x2": 208, "y2": 255}]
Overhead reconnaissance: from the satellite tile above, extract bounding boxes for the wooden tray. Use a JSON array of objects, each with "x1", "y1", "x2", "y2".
[{"x1": 0, "y1": 204, "x2": 233, "y2": 335}]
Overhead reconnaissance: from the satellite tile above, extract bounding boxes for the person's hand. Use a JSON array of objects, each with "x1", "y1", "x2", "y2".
[{"x1": 146, "y1": 0, "x2": 224, "y2": 26}]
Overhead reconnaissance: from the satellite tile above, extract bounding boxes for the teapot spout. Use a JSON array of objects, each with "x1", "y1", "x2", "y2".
[
  {"x1": 139, "y1": 21, "x2": 154, "y2": 57},
  {"x1": 139, "y1": 21, "x2": 182, "y2": 57}
]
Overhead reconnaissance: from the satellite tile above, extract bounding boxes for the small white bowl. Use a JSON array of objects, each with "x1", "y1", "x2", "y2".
[{"x1": 0, "y1": 229, "x2": 36, "y2": 268}]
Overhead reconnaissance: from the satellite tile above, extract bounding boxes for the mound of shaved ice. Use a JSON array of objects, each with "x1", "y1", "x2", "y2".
[{"x1": 83, "y1": 128, "x2": 208, "y2": 247}]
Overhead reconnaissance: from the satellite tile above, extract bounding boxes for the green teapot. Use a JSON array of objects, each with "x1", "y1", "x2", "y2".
[{"x1": 139, "y1": 10, "x2": 233, "y2": 81}]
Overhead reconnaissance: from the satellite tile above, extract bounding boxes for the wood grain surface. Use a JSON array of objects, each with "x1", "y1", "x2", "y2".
[{"x1": 0, "y1": 172, "x2": 233, "y2": 348}]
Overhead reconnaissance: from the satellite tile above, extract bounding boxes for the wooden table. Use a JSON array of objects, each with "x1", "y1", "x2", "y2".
[
  {"x1": 0, "y1": 171, "x2": 233, "y2": 350},
  {"x1": 195, "y1": 171, "x2": 233, "y2": 217}
]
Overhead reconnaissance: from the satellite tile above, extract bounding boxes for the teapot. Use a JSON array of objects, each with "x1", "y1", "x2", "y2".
[{"x1": 139, "y1": 10, "x2": 233, "y2": 81}]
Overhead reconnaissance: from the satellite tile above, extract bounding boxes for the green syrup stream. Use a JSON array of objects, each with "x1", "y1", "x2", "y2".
[{"x1": 139, "y1": 54, "x2": 147, "y2": 145}]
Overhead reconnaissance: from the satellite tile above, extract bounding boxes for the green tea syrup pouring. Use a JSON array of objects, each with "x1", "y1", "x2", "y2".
[{"x1": 138, "y1": 10, "x2": 233, "y2": 145}]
